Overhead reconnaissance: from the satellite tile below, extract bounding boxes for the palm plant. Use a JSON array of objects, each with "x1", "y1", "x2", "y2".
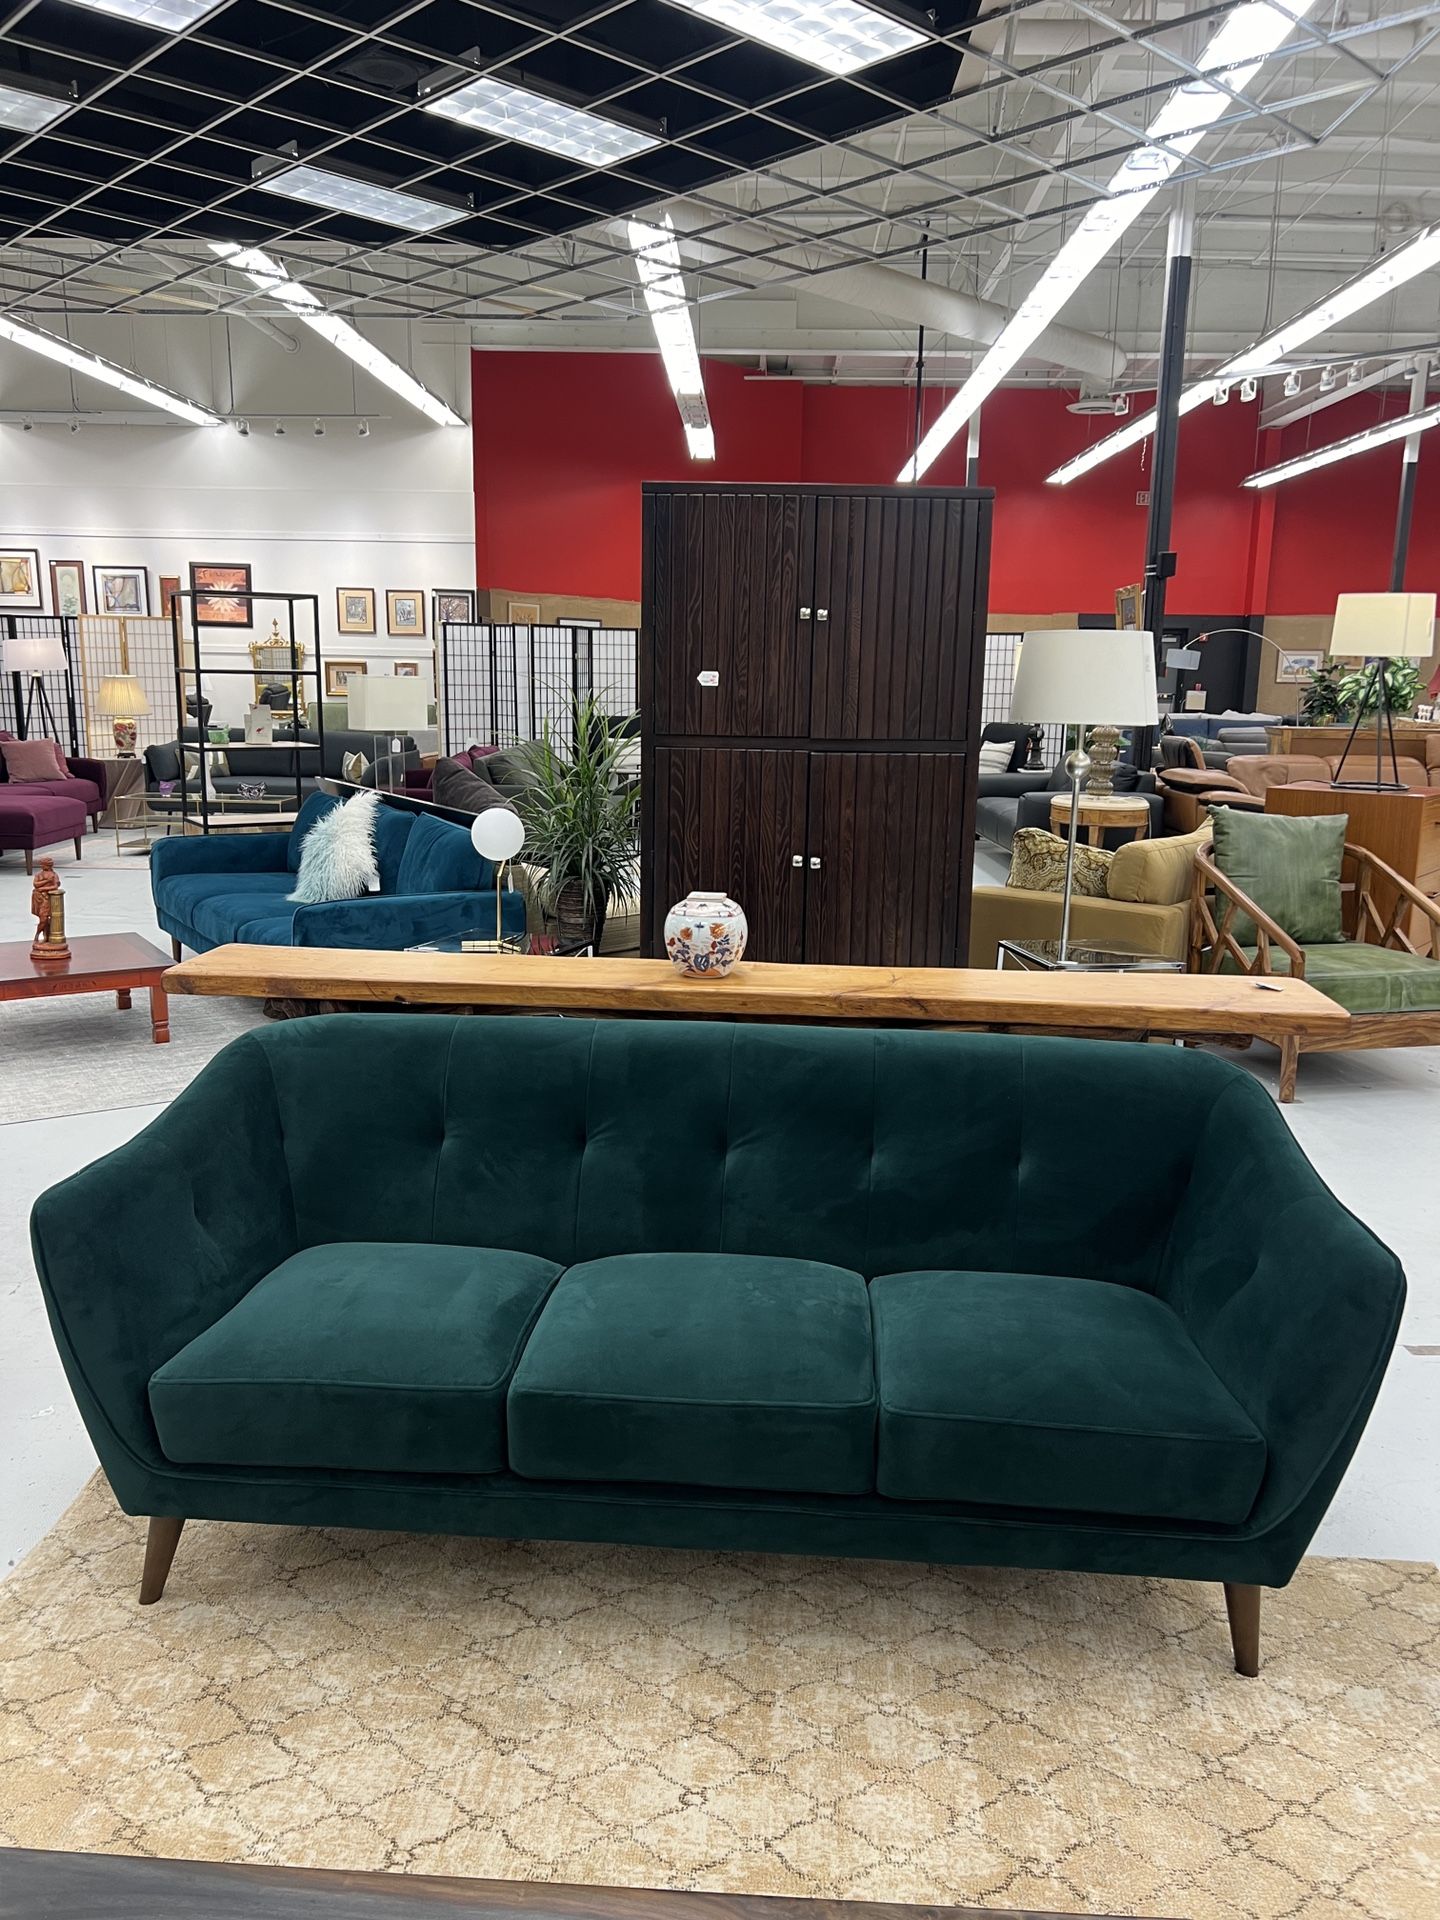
[{"x1": 516, "y1": 693, "x2": 639, "y2": 950}]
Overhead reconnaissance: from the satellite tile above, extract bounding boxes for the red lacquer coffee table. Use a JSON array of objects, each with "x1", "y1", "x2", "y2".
[{"x1": 0, "y1": 932, "x2": 172, "y2": 1042}]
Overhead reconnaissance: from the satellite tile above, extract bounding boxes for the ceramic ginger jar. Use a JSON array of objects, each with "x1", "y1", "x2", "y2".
[{"x1": 663, "y1": 891, "x2": 748, "y2": 976}]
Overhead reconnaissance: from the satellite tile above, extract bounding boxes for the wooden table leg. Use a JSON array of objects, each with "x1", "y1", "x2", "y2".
[
  {"x1": 116, "y1": 988, "x2": 132, "y2": 1010},
  {"x1": 148, "y1": 982, "x2": 170, "y2": 1044}
]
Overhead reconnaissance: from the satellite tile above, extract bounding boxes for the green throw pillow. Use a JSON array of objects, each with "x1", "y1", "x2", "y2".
[{"x1": 1209, "y1": 807, "x2": 1347, "y2": 946}]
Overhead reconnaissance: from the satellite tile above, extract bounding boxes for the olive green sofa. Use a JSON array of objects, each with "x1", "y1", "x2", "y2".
[{"x1": 31, "y1": 1017, "x2": 1404, "y2": 1676}]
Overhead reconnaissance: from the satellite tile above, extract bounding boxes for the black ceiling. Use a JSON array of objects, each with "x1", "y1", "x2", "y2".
[{"x1": 0, "y1": 0, "x2": 983, "y2": 256}]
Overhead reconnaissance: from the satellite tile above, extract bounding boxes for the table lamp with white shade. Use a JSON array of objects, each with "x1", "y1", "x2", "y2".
[
  {"x1": 346, "y1": 676, "x2": 430, "y2": 790},
  {"x1": 4, "y1": 630, "x2": 67, "y2": 739},
  {"x1": 1327, "y1": 591, "x2": 1437, "y2": 790},
  {"x1": 1009, "y1": 629, "x2": 1160, "y2": 960},
  {"x1": 97, "y1": 673, "x2": 151, "y2": 756},
  {"x1": 470, "y1": 805, "x2": 525, "y2": 952}
]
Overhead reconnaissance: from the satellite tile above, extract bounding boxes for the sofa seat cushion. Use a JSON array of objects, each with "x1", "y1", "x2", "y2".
[
  {"x1": 1222, "y1": 942, "x2": 1440, "y2": 1015},
  {"x1": 870, "y1": 1270, "x2": 1265, "y2": 1524},
  {"x1": 15, "y1": 776, "x2": 103, "y2": 811},
  {"x1": 150, "y1": 1242, "x2": 561, "y2": 1473},
  {"x1": 156, "y1": 869, "x2": 295, "y2": 932},
  {"x1": 194, "y1": 890, "x2": 305, "y2": 944},
  {"x1": 507, "y1": 1253, "x2": 877, "y2": 1495}
]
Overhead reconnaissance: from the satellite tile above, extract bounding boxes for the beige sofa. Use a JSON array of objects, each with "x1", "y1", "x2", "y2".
[{"x1": 969, "y1": 825, "x2": 1211, "y2": 967}]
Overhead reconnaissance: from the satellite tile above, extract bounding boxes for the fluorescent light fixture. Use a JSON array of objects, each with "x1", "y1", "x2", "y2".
[
  {"x1": 1243, "y1": 399, "x2": 1440, "y2": 488},
  {"x1": 65, "y1": 0, "x2": 227, "y2": 25},
  {"x1": 0, "y1": 314, "x2": 221, "y2": 424},
  {"x1": 209, "y1": 244, "x2": 464, "y2": 427},
  {"x1": 1047, "y1": 215, "x2": 1440, "y2": 484},
  {"x1": 256, "y1": 161, "x2": 468, "y2": 234},
  {"x1": 0, "y1": 80, "x2": 70, "y2": 132},
  {"x1": 664, "y1": 0, "x2": 925, "y2": 76},
  {"x1": 900, "y1": 0, "x2": 1319, "y2": 482},
  {"x1": 422, "y1": 75, "x2": 658, "y2": 169},
  {"x1": 627, "y1": 215, "x2": 715, "y2": 460}
]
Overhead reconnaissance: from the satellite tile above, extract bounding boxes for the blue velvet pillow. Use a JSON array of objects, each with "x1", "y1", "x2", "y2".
[
  {"x1": 286, "y1": 792, "x2": 339, "y2": 872},
  {"x1": 372, "y1": 803, "x2": 414, "y2": 893},
  {"x1": 395, "y1": 811, "x2": 485, "y2": 895}
]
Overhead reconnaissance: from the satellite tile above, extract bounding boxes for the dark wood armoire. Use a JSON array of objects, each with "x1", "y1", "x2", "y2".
[{"x1": 639, "y1": 482, "x2": 993, "y2": 967}]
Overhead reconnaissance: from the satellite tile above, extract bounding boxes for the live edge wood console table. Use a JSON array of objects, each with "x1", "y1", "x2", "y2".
[{"x1": 164, "y1": 945, "x2": 1348, "y2": 1051}]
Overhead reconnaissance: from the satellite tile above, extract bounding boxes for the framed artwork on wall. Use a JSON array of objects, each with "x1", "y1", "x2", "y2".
[
  {"x1": 1275, "y1": 648, "x2": 1324, "y2": 684},
  {"x1": 93, "y1": 564, "x2": 150, "y2": 616},
  {"x1": 337, "y1": 587, "x2": 375, "y2": 634},
  {"x1": 1114, "y1": 583, "x2": 1142, "y2": 631},
  {"x1": 508, "y1": 599, "x2": 541, "y2": 624},
  {"x1": 326, "y1": 659, "x2": 368, "y2": 696},
  {"x1": 434, "y1": 589, "x2": 474, "y2": 627},
  {"x1": 393, "y1": 660, "x2": 421, "y2": 677},
  {"x1": 49, "y1": 559, "x2": 86, "y2": 617},
  {"x1": 386, "y1": 590, "x2": 425, "y2": 637},
  {"x1": 1, "y1": 547, "x2": 44, "y2": 610},
  {"x1": 159, "y1": 575, "x2": 181, "y2": 618},
  {"x1": 190, "y1": 561, "x2": 253, "y2": 627}
]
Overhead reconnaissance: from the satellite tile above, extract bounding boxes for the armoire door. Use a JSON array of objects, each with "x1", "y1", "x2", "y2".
[
  {"x1": 647, "y1": 489, "x2": 810, "y2": 738},
  {"x1": 802, "y1": 751, "x2": 971, "y2": 967},
  {"x1": 808, "y1": 493, "x2": 985, "y2": 743},
  {"x1": 649, "y1": 746, "x2": 810, "y2": 962}
]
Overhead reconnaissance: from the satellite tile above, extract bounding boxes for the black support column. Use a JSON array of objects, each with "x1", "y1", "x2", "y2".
[
  {"x1": 1136, "y1": 185, "x2": 1196, "y2": 768},
  {"x1": 1390, "y1": 356, "x2": 1431, "y2": 589}
]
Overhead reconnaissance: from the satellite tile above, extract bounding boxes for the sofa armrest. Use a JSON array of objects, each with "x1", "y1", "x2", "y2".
[
  {"x1": 976, "y1": 770, "x2": 1054, "y2": 801},
  {"x1": 150, "y1": 832, "x2": 291, "y2": 882},
  {"x1": 967, "y1": 885, "x2": 1189, "y2": 966},
  {"x1": 292, "y1": 887, "x2": 526, "y2": 949},
  {"x1": 1158, "y1": 1072, "x2": 1406, "y2": 1547},
  {"x1": 65, "y1": 756, "x2": 106, "y2": 794},
  {"x1": 28, "y1": 1034, "x2": 296, "y2": 1506}
]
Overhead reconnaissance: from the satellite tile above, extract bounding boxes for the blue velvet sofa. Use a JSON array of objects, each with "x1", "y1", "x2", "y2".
[
  {"x1": 150, "y1": 793, "x2": 524, "y2": 955},
  {"x1": 30, "y1": 1017, "x2": 1405, "y2": 1677}
]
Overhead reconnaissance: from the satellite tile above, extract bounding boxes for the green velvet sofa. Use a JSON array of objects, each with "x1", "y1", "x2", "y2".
[{"x1": 30, "y1": 1017, "x2": 1404, "y2": 1676}]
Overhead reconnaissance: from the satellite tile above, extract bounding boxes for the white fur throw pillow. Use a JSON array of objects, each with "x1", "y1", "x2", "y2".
[{"x1": 288, "y1": 790, "x2": 380, "y2": 904}]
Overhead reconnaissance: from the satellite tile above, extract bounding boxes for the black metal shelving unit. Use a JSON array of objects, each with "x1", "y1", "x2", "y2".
[{"x1": 172, "y1": 591, "x2": 323, "y2": 834}]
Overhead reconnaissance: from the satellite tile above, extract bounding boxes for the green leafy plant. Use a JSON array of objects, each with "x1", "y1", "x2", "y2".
[
  {"x1": 516, "y1": 692, "x2": 639, "y2": 949},
  {"x1": 1336, "y1": 658, "x2": 1423, "y2": 720},
  {"x1": 1298, "y1": 660, "x2": 1349, "y2": 725}
]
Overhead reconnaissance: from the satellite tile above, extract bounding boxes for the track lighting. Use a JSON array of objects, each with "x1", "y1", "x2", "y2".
[
  {"x1": 1240, "y1": 376, "x2": 1258, "y2": 403},
  {"x1": 1348, "y1": 361, "x2": 1364, "y2": 386},
  {"x1": 1283, "y1": 370, "x2": 1303, "y2": 398},
  {"x1": 1112, "y1": 394, "x2": 1130, "y2": 416},
  {"x1": 358, "y1": 420, "x2": 369, "y2": 438},
  {"x1": 68, "y1": 420, "x2": 81, "y2": 434},
  {"x1": 1213, "y1": 384, "x2": 1231, "y2": 405},
  {"x1": 274, "y1": 422, "x2": 286, "y2": 437},
  {"x1": 313, "y1": 419, "x2": 325, "y2": 437},
  {"x1": 1319, "y1": 365, "x2": 1336, "y2": 391},
  {"x1": 21, "y1": 419, "x2": 32, "y2": 431},
  {"x1": 236, "y1": 418, "x2": 250, "y2": 436}
]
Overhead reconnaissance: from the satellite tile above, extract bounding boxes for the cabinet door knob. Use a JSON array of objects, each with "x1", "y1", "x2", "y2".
[
  {"x1": 791, "y1": 854, "x2": 804, "y2": 867},
  {"x1": 809, "y1": 856, "x2": 822, "y2": 870},
  {"x1": 799, "y1": 606, "x2": 812, "y2": 620},
  {"x1": 816, "y1": 607, "x2": 829, "y2": 622}
]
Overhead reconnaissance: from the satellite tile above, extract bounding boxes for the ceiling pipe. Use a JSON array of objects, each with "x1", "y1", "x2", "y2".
[{"x1": 659, "y1": 200, "x2": 1127, "y2": 384}]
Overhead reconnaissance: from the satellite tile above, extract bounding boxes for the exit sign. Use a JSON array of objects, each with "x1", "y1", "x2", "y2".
[{"x1": 1136, "y1": 489, "x2": 1151, "y2": 506}]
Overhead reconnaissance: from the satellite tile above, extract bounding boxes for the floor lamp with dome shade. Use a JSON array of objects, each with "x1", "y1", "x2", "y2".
[
  {"x1": 1009, "y1": 630, "x2": 1160, "y2": 961},
  {"x1": 471, "y1": 806, "x2": 525, "y2": 952}
]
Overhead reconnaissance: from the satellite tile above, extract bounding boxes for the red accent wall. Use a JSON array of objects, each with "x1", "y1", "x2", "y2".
[{"x1": 470, "y1": 351, "x2": 1440, "y2": 612}]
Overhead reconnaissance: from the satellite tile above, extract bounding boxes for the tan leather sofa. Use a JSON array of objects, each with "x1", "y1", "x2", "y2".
[
  {"x1": 1158, "y1": 743, "x2": 1440, "y2": 832},
  {"x1": 969, "y1": 825, "x2": 1211, "y2": 967}
]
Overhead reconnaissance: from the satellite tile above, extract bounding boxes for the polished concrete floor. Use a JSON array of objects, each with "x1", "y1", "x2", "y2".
[{"x1": 3, "y1": 839, "x2": 1437, "y2": 1578}]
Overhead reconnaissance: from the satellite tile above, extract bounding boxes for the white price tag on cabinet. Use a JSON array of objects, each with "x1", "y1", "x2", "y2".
[{"x1": 697, "y1": 670, "x2": 719, "y2": 687}]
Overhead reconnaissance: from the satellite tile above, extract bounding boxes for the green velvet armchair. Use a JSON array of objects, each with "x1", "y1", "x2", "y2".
[{"x1": 31, "y1": 1017, "x2": 1405, "y2": 1677}]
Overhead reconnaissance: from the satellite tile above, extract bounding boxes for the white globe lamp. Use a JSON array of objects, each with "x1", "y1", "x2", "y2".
[{"x1": 470, "y1": 807, "x2": 525, "y2": 950}]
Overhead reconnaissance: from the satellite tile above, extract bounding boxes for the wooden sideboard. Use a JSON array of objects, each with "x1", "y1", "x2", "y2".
[
  {"x1": 1267, "y1": 785, "x2": 1440, "y2": 954},
  {"x1": 1264, "y1": 721, "x2": 1440, "y2": 763}
]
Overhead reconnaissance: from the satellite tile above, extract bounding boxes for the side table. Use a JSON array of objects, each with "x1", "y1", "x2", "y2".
[{"x1": 1050, "y1": 793, "x2": 1150, "y2": 846}]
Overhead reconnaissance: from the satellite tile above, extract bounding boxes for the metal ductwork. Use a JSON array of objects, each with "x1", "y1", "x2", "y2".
[{"x1": 658, "y1": 200, "x2": 1127, "y2": 385}]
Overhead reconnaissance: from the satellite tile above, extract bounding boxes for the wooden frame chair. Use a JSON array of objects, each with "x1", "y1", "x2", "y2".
[{"x1": 1191, "y1": 841, "x2": 1440, "y2": 1100}]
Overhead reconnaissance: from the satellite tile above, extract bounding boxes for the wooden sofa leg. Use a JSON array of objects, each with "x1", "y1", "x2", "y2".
[
  {"x1": 1278, "y1": 1035, "x2": 1300, "y2": 1104},
  {"x1": 74, "y1": 837, "x2": 83, "y2": 859},
  {"x1": 1224, "y1": 1581, "x2": 1261, "y2": 1677},
  {"x1": 171, "y1": 937, "x2": 183, "y2": 962},
  {"x1": 139, "y1": 1516, "x2": 185, "y2": 1605}
]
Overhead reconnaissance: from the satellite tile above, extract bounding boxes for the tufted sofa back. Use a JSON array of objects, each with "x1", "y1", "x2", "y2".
[{"x1": 236, "y1": 1015, "x2": 1265, "y2": 1293}]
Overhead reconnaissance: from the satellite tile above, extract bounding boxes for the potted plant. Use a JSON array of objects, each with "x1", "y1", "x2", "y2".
[
  {"x1": 1336, "y1": 658, "x2": 1422, "y2": 720},
  {"x1": 1298, "y1": 660, "x2": 1348, "y2": 726},
  {"x1": 516, "y1": 693, "x2": 639, "y2": 950}
]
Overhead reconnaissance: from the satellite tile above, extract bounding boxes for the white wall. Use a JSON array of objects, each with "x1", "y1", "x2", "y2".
[{"x1": 0, "y1": 316, "x2": 473, "y2": 727}]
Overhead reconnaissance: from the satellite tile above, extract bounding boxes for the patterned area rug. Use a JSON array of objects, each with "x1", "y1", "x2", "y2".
[{"x1": 1, "y1": 1479, "x2": 1437, "y2": 1919}]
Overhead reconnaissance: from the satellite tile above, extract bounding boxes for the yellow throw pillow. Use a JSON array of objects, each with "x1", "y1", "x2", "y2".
[
  {"x1": 1007, "y1": 827, "x2": 1113, "y2": 897},
  {"x1": 1107, "y1": 822, "x2": 1212, "y2": 906}
]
